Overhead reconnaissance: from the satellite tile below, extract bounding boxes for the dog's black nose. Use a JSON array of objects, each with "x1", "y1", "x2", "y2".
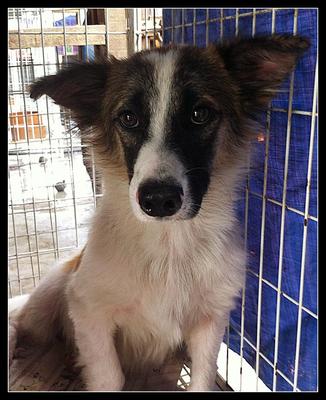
[{"x1": 138, "y1": 181, "x2": 183, "y2": 218}]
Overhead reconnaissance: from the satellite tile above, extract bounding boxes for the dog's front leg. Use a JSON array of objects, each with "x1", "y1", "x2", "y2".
[
  {"x1": 186, "y1": 315, "x2": 228, "y2": 392},
  {"x1": 69, "y1": 298, "x2": 124, "y2": 392}
]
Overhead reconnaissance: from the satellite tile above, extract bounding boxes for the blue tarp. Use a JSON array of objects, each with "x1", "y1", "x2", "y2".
[{"x1": 163, "y1": 8, "x2": 317, "y2": 391}]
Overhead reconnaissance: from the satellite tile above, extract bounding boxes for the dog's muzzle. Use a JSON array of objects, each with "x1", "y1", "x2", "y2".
[{"x1": 137, "y1": 179, "x2": 183, "y2": 218}]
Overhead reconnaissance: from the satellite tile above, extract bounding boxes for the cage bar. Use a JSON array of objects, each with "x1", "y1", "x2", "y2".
[
  {"x1": 15, "y1": 8, "x2": 43, "y2": 279},
  {"x1": 272, "y1": 8, "x2": 299, "y2": 391},
  {"x1": 39, "y1": 7, "x2": 59, "y2": 260},
  {"x1": 292, "y1": 55, "x2": 318, "y2": 392}
]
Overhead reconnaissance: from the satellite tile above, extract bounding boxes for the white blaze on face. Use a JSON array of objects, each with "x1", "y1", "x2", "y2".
[{"x1": 129, "y1": 50, "x2": 189, "y2": 221}]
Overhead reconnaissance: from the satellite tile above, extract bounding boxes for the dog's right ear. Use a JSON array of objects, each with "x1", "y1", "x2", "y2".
[
  {"x1": 29, "y1": 60, "x2": 110, "y2": 128},
  {"x1": 216, "y1": 34, "x2": 310, "y2": 114}
]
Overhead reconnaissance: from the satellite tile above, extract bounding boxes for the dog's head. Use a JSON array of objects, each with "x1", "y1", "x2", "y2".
[{"x1": 30, "y1": 35, "x2": 309, "y2": 221}]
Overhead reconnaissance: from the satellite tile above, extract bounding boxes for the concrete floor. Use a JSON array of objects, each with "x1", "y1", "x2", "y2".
[{"x1": 8, "y1": 146, "x2": 97, "y2": 297}]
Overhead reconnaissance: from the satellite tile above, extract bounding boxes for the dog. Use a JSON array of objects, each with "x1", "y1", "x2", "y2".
[{"x1": 9, "y1": 34, "x2": 309, "y2": 391}]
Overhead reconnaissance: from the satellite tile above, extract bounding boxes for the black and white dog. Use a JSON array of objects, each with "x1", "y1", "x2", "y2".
[{"x1": 9, "y1": 35, "x2": 309, "y2": 391}]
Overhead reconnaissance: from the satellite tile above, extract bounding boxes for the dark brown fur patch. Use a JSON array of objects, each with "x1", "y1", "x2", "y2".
[{"x1": 216, "y1": 34, "x2": 310, "y2": 115}]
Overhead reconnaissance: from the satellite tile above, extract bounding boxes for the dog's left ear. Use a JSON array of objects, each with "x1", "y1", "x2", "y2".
[
  {"x1": 29, "y1": 60, "x2": 111, "y2": 128},
  {"x1": 217, "y1": 34, "x2": 310, "y2": 113}
]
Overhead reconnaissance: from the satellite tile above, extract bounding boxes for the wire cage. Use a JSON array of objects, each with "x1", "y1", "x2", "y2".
[{"x1": 8, "y1": 7, "x2": 318, "y2": 392}]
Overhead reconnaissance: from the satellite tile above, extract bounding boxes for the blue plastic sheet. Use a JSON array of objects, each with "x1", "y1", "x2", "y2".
[{"x1": 163, "y1": 8, "x2": 317, "y2": 391}]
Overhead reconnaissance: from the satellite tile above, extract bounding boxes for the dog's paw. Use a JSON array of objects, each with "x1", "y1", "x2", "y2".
[{"x1": 187, "y1": 383, "x2": 211, "y2": 392}]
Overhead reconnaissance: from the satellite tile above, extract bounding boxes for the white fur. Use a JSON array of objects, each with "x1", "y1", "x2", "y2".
[
  {"x1": 145, "y1": 50, "x2": 178, "y2": 144},
  {"x1": 9, "y1": 50, "x2": 247, "y2": 392},
  {"x1": 10, "y1": 165, "x2": 246, "y2": 391},
  {"x1": 65, "y1": 163, "x2": 246, "y2": 391},
  {"x1": 129, "y1": 50, "x2": 190, "y2": 222}
]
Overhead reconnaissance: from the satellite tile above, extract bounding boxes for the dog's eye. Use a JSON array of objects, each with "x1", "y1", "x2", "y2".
[
  {"x1": 119, "y1": 111, "x2": 139, "y2": 129},
  {"x1": 191, "y1": 107, "x2": 211, "y2": 125}
]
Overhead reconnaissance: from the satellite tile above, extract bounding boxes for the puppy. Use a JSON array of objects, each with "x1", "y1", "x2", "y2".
[{"x1": 10, "y1": 35, "x2": 309, "y2": 391}]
